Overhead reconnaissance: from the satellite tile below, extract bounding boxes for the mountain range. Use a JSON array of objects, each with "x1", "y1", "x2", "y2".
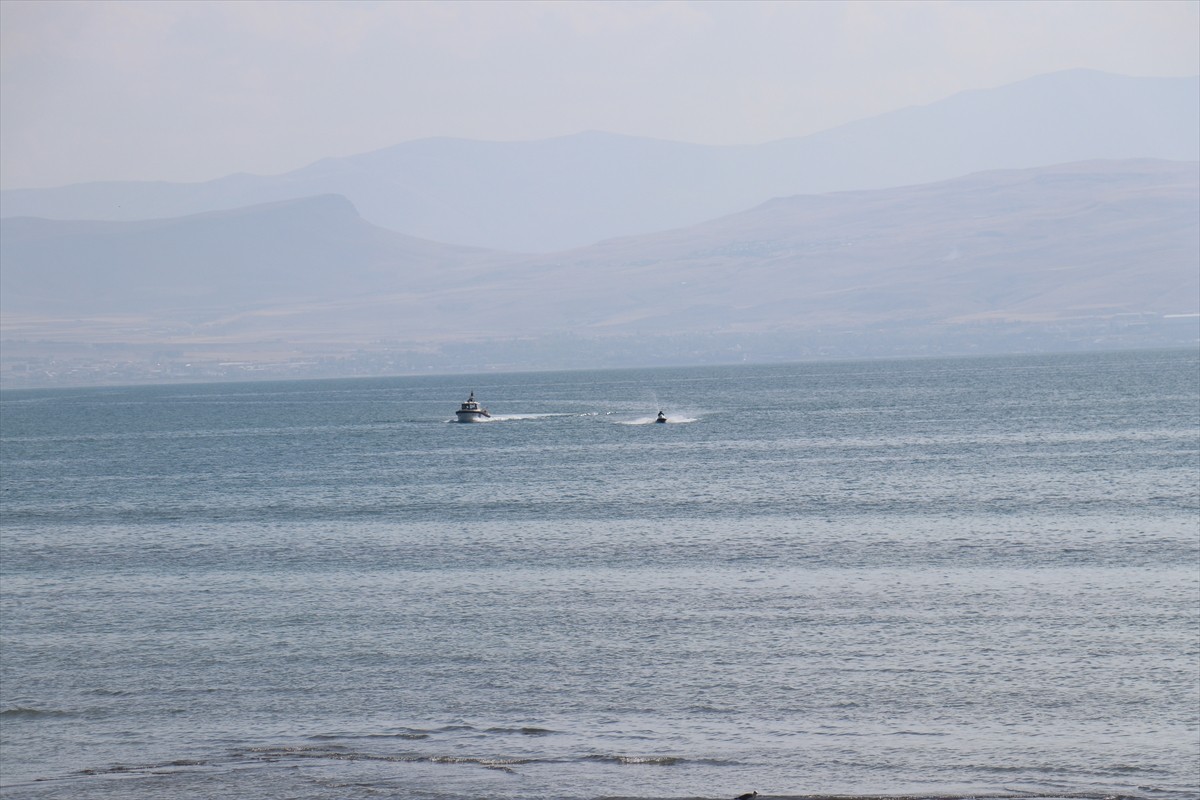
[
  {"x1": 2, "y1": 69, "x2": 1197, "y2": 387},
  {"x1": 3, "y1": 70, "x2": 1197, "y2": 253},
  {"x1": 3, "y1": 158, "x2": 1196, "y2": 386}
]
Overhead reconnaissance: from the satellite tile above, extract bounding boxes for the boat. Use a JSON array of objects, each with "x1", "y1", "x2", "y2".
[
  {"x1": 655, "y1": 411, "x2": 667, "y2": 423},
  {"x1": 455, "y1": 391, "x2": 491, "y2": 422}
]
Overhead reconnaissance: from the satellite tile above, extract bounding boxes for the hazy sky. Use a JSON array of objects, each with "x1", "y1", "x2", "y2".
[{"x1": 2, "y1": 0, "x2": 1197, "y2": 190}]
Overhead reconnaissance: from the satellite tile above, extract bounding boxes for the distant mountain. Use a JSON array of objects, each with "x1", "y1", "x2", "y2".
[
  {"x1": 508, "y1": 159, "x2": 1198, "y2": 335},
  {"x1": 3, "y1": 160, "x2": 1196, "y2": 386},
  {"x1": 3, "y1": 70, "x2": 1196, "y2": 252},
  {"x1": 0, "y1": 194, "x2": 507, "y2": 320}
]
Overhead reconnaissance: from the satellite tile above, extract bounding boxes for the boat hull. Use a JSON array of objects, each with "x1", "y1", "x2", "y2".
[{"x1": 455, "y1": 411, "x2": 490, "y2": 423}]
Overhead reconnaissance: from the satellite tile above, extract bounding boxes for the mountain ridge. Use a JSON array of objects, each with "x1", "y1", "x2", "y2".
[
  {"x1": 3, "y1": 70, "x2": 1196, "y2": 252},
  {"x1": 3, "y1": 158, "x2": 1195, "y2": 387},
  {"x1": 0, "y1": 193, "x2": 512, "y2": 318}
]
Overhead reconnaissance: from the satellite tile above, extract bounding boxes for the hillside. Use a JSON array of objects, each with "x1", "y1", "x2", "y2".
[
  {"x1": 519, "y1": 158, "x2": 1199, "y2": 334},
  {"x1": 2, "y1": 159, "x2": 1196, "y2": 386},
  {"x1": 1, "y1": 194, "x2": 508, "y2": 318}
]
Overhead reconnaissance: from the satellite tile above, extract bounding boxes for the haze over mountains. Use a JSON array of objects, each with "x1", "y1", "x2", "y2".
[
  {"x1": 3, "y1": 70, "x2": 1197, "y2": 252},
  {"x1": 1, "y1": 70, "x2": 1197, "y2": 387}
]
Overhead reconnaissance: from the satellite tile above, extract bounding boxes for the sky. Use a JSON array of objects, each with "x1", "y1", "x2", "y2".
[{"x1": 1, "y1": 0, "x2": 1197, "y2": 190}]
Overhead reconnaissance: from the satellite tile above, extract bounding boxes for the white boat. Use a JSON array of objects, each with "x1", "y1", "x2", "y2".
[
  {"x1": 455, "y1": 391, "x2": 491, "y2": 422},
  {"x1": 655, "y1": 410, "x2": 667, "y2": 423}
]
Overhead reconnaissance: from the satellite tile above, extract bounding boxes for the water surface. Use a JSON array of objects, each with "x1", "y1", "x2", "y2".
[{"x1": 2, "y1": 350, "x2": 1197, "y2": 799}]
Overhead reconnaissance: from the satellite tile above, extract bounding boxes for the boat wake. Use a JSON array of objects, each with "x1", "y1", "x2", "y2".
[
  {"x1": 446, "y1": 413, "x2": 572, "y2": 423},
  {"x1": 617, "y1": 415, "x2": 699, "y2": 425}
]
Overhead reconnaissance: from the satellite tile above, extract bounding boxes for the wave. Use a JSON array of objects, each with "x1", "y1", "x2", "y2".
[
  {"x1": 0, "y1": 706, "x2": 75, "y2": 718},
  {"x1": 78, "y1": 759, "x2": 208, "y2": 776},
  {"x1": 233, "y1": 745, "x2": 692, "y2": 770},
  {"x1": 585, "y1": 796, "x2": 1160, "y2": 800},
  {"x1": 583, "y1": 753, "x2": 683, "y2": 766},
  {"x1": 427, "y1": 755, "x2": 534, "y2": 767},
  {"x1": 444, "y1": 412, "x2": 569, "y2": 423},
  {"x1": 484, "y1": 725, "x2": 556, "y2": 736},
  {"x1": 236, "y1": 746, "x2": 542, "y2": 769},
  {"x1": 53, "y1": 745, "x2": 1184, "y2": 800},
  {"x1": 806, "y1": 729, "x2": 951, "y2": 738},
  {"x1": 307, "y1": 731, "x2": 430, "y2": 741}
]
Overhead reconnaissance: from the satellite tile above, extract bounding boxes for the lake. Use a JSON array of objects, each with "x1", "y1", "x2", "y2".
[{"x1": 2, "y1": 349, "x2": 1197, "y2": 800}]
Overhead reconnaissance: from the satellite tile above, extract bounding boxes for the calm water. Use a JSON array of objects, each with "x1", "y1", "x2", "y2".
[{"x1": 1, "y1": 350, "x2": 1197, "y2": 800}]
